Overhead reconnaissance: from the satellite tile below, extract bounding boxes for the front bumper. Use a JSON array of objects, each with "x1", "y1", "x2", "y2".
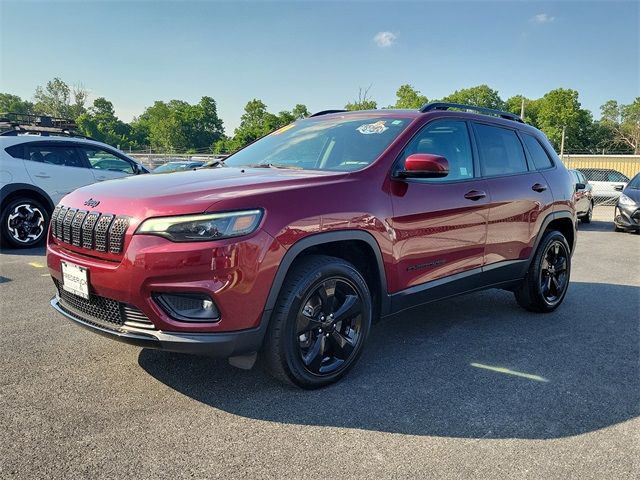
[
  {"x1": 614, "y1": 205, "x2": 640, "y2": 230},
  {"x1": 51, "y1": 296, "x2": 268, "y2": 357}
]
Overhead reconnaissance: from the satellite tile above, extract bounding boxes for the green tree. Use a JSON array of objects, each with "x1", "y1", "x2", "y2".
[
  {"x1": 214, "y1": 100, "x2": 307, "y2": 153},
  {"x1": 291, "y1": 104, "x2": 310, "y2": 119},
  {"x1": 345, "y1": 87, "x2": 377, "y2": 111},
  {"x1": 133, "y1": 96, "x2": 224, "y2": 152},
  {"x1": 600, "y1": 98, "x2": 640, "y2": 153},
  {"x1": 33, "y1": 77, "x2": 87, "y2": 118},
  {"x1": 391, "y1": 84, "x2": 428, "y2": 109},
  {"x1": 441, "y1": 84, "x2": 505, "y2": 110},
  {"x1": 505, "y1": 95, "x2": 540, "y2": 125},
  {"x1": 76, "y1": 97, "x2": 138, "y2": 149},
  {"x1": 534, "y1": 88, "x2": 594, "y2": 151},
  {"x1": 0, "y1": 93, "x2": 33, "y2": 114}
]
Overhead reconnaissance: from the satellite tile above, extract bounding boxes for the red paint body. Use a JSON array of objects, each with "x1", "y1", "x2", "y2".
[{"x1": 47, "y1": 110, "x2": 576, "y2": 347}]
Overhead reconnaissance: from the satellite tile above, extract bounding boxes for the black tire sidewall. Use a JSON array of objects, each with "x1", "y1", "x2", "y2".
[
  {"x1": 278, "y1": 259, "x2": 372, "y2": 388},
  {"x1": 1, "y1": 198, "x2": 50, "y2": 248}
]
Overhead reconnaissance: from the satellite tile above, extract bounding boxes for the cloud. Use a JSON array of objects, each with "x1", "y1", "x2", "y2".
[
  {"x1": 373, "y1": 31, "x2": 397, "y2": 48},
  {"x1": 531, "y1": 13, "x2": 555, "y2": 24}
]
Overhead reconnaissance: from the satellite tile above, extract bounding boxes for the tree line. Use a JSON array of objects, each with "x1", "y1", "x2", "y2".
[{"x1": 1, "y1": 78, "x2": 638, "y2": 154}]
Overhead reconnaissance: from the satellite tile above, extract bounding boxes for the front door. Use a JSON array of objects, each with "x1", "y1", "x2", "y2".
[
  {"x1": 390, "y1": 119, "x2": 490, "y2": 291},
  {"x1": 22, "y1": 142, "x2": 95, "y2": 205}
]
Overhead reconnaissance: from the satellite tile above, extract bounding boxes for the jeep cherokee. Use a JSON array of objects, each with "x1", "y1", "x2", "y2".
[{"x1": 47, "y1": 103, "x2": 576, "y2": 388}]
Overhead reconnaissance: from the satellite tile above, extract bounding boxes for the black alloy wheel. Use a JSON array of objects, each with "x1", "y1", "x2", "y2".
[
  {"x1": 539, "y1": 240, "x2": 569, "y2": 306},
  {"x1": 296, "y1": 277, "x2": 364, "y2": 375}
]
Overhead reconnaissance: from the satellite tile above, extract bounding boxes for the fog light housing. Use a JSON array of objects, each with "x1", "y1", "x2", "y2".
[{"x1": 154, "y1": 292, "x2": 220, "y2": 322}]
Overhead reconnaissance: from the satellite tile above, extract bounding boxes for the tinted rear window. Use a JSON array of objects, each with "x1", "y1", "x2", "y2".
[
  {"x1": 475, "y1": 123, "x2": 528, "y2": 176},
  {"x1": 4, "y1": 144, "x2": 25, "y2": 159},
  {"x1": 522, "y1": 133, "x2": 553, "y2": 170}
]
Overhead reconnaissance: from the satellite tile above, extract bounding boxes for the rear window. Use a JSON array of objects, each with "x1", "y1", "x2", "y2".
[
  {"x1": 4, "y1": 144, "x2": 25, "y2": 159},
  {"x1": 474, "y1": 123, "x2": 528, "y2": 176},
  {"x1": 522, "y1": 133, "x2": 553, "y2": 170}
]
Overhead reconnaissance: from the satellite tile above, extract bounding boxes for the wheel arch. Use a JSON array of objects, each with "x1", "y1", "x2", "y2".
[
  {"x1": 263, "y1": 230, "x2": 390, "y2": 318},
  {"x1": 528, "y1": 210, "x2": 576, "y2": 269},
  {"x1": 0, "y1": 183, "x2": 55, "y2": 213}
]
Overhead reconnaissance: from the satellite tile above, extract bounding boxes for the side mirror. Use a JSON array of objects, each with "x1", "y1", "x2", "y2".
[
  {"x1": 575, "y1": 182, "x2": 586, "y2": 191},
  {"x1": 398, "y1": 153, "x2": 449, "y2": 179}
]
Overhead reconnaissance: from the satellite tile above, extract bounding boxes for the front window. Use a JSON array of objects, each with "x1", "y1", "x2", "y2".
[
  {"x1": 223, "y1": 115, "x2": 410, "y2": 172},
  {"x1": 80, "y1": 146, "x2": 134, "y2": 174}
]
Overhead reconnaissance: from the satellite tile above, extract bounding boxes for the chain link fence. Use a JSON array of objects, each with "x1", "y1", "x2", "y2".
[{"x1": 561, "y1": 155, "x2": 640, "y2": 206}]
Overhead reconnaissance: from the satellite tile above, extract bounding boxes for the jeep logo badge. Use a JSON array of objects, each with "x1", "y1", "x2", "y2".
[{"x1": 83, "y1": 198, "x2": 100, "y2": 208}]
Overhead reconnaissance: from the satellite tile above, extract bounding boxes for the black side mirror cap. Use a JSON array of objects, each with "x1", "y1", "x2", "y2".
[{"x1": 575, "y1": 182, "x2": 586, "y2": 191}]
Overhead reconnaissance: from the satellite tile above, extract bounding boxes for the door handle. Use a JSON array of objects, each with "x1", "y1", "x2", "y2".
[
  {"x1": 464, "y1": 190, "x2": 487, "y2": 201},
  {"x1": 532, "y1": 183, "x2": 548, "y2": 193},
  {"x1": 34, "y1": 174, "x2": 51, "y2": 179}
]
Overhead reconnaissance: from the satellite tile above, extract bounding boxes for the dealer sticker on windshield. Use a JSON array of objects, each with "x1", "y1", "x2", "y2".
[{"x1": 356, "y1": 121, "x2": 388, "y2": 135}]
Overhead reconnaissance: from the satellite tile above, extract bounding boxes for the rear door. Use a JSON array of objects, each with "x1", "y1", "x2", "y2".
[
  {"x1": 390, "y1": 119, "x2": 490, "y2": 289},
  {"x1": 21, "y1": 141, "x2": 95, "y2": 204},
  {"x1": 76, "y1": 145, "x2": 137, "y2": 182},
  {"x1": 472, "y1": 122, "x2": 554, "y2": 267}
]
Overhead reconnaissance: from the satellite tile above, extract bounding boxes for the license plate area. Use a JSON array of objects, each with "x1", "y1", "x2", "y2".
[{"x1": 61, "y1": 261, "x2": 89, "y2": 299}]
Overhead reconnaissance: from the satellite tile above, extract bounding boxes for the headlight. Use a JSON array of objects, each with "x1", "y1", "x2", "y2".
[
  {"x1": 136, "y1": 209, "x2": 262, "y2": 242},
  {"x1": 618, "y1": 194, "x2": 636, "y2": 206}
]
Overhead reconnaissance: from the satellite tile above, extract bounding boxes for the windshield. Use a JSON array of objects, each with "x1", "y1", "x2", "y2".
[
  {"x1": 223, "y1": 116, "x2": 410, "y2": 172},
  {"x1": 628, "y1": 173, "x2": 640, "y2": 189}
]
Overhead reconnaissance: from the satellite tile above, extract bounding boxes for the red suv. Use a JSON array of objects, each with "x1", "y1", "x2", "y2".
[{"x1": 47, "y1": 103, "x2": 576, "y2": 388}]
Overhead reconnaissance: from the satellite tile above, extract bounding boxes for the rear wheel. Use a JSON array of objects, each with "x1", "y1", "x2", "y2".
[
  {"x1": 580, "y1": 202, "x2": 593, "y2": 223},
  {"x1": 263, "y1": 255, "x2": 372, "y2": 389},
  {"x1": 515, "y1": 230, "x2": 571, "y2": 313},
  {"x1": 0, "y1": 197, "x2": 49, "y2": 249}
]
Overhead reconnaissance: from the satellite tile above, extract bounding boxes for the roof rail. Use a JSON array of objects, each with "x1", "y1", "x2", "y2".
[
  {"x1": 419, "y1": 102, "x2": 524, "y2": 123},
  {"x1": 309, "y1": 109, "x2": 348, "y2": 117},
  {"x1": 0, "y1": 112, "x2": 95, "y2": 139}
]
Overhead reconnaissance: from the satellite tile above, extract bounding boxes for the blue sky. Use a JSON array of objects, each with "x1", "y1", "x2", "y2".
[{"x1": 1, "y1": 0, "x2": 638, "y2": 133}]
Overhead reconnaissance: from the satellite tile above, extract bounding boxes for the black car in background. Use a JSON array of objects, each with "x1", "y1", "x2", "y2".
[{"x1": 614, "y1": 173, "x2": 640, "y2": 233}]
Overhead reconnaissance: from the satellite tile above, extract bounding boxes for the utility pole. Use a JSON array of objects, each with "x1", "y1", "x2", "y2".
[
  {"x1": 560, "y1": 126, "x2": 566, "y2": 157},
  {"x1": 520, "y1": 98, "x2": 525, "y2": 121}
]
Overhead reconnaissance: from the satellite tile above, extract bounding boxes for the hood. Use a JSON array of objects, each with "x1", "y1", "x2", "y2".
[{"x1": 60, "y1": 167, "x2": 345, "y2": 218}]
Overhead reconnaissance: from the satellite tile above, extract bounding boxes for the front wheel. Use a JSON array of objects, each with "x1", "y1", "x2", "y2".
[
  {"x1": 0, "y1": 198, "x2": 50, "y2": 249},
  {"x1": 263, "y1": 255, "x2": 372, "y2": 389},
  {"x1": 515, "y1": 230, "x2": 571, "y2": 313}
]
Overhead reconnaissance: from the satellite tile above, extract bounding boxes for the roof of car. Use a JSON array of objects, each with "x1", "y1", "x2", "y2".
[{"x1": 0, "y1": 134, "x2": 113, "y2": 147}]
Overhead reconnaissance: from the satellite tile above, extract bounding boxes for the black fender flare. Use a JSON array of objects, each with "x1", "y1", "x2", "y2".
[
  {"x1": 0, "y1": 183, "x2": 55, "y2": 212},
  {"x1": 262, "y1": 230, "x2": 390, "y2": 315},
  {"x1": 525, "y1": 210, "x2": 576, "y2": 270}
]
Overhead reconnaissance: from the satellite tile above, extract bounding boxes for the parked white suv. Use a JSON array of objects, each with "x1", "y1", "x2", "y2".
[{"x1": 0, "y1": 135, "x2": 147, "y2": 248}]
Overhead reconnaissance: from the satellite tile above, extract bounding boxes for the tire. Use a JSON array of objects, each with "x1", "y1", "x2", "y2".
[
  {"x1": 580, "y1": 202, "x2": 593, "y2": 223},
  {"x1": 0, "y1": 197, "x2": 50, "y2": 249},
  {"x1": 514, "y1": 230, "x2": 571, "y2": 313},
  {"x1": 263, "y1": 255, "x2": 372, "y2": 389}
]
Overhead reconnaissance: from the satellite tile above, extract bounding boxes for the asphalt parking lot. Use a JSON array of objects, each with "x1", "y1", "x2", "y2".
[{"x1": 0, "y1": 206, "x2": 638, "y2": 479}]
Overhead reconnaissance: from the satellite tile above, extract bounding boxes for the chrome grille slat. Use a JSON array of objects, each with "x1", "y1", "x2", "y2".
[
  {"x1": 53, "y1": 205, "x2": 129, "y2": 255},
  {"x1": 50, "y1": 206, "x2": 62, "y2": 237},
  {"x1": 94, "y1": 214, "x2": 114, "y2": 252},
  {"x1": 55, "y1": 207, "x2": 68, "y2": 239},
  {"x1": 62, "y1": 209, "x2": 77, "y2": 243},
  {"x1": 82, "y1": 212, "x2": 100, "y2": 249},
  {"x1": 108, "y1": 217, "x2": 129, "y2": 253},
  {"x1": 71, "y1": 210, "x2": 88, "y2": 246}
]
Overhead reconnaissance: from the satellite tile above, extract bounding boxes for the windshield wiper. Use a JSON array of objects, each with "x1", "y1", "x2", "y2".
[{"x1": 246, "y1": 163, "x2": 302, "y2": 170}]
